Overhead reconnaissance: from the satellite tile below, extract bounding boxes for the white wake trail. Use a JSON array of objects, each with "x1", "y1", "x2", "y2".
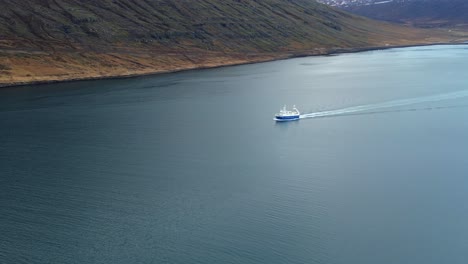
[{"x1": 300, "y1": 90, "x2": 468, "y2": 119}]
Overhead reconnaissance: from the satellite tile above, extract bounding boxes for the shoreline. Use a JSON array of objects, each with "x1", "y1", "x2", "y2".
[{"x1": 1, "y1": 42, "x2": 466, "y2": 89}]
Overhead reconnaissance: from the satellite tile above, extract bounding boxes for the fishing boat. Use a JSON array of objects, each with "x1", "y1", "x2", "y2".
[{"x1": 274, "y1": 105, "x2": 300, "y2": 121}]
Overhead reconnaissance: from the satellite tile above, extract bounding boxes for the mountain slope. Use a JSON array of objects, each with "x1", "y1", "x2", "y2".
[
  {"x1": 318, "y1": 0, "x2": 468, "y2": 28},
  {"x1": 0, "y1": 0, "x2": 427, "y2": 50},
  {"x1": 0, "y1": 0, "x2": 464, "y2": 86}
]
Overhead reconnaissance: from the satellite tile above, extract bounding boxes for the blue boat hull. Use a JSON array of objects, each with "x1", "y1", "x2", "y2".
[{"x1": 275, "y1": 115, "x2": 300, "y2": 121}]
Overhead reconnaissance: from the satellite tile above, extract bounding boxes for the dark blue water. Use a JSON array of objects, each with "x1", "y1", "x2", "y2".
[{"x1": 2, "y1": 45, "x2": 468, "y2": 264}]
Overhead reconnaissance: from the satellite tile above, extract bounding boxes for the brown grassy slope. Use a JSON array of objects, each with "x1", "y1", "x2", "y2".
[{"x1": 0, "y1": 0, "x2": 466, "y2": 86}]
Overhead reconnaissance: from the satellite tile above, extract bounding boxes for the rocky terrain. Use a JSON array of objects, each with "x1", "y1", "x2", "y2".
[
  {"x1": 318, "y1": 0, "x2": 468, "y2": 29},
  {"x1": 0, "y1": 0, "x2": 465, "y2": 87}
]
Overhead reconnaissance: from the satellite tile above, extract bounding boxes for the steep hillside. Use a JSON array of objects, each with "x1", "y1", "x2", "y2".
[
  {"x1": 0, "y1": 0, "x2": 464, "y2": 86},
  {"x1": 318, "y1": 0, "x2": 468, "y2": 28}
]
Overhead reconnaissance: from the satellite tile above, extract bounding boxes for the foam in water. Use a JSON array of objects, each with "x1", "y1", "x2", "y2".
[{"x1": 300, "y1": 90, "x2": 468, "y2": 119}]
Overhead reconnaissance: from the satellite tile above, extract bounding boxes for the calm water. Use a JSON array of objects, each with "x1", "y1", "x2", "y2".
[{"x1": 2, "y1": 45, "x2": 468, "y2": 264}]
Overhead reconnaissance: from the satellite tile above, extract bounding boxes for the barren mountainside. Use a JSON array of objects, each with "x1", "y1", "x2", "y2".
[
  {"x1": 0, "y1": 0, "x2": 464, "y2": 86},
  {"x1": 0, "y1": 0, "x2": 418, "y2": 50},
  {"x1": 318, "y1": 0, "x2": 468, "y2": 28}
]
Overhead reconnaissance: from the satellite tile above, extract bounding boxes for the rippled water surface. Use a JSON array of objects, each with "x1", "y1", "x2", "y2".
[{"x1": 2, "y1": 45, "x2": 468, "y2": 264}]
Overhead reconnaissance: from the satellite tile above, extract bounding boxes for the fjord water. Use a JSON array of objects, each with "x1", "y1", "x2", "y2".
[{"x1": 2, "y1": 45, "x2": 468, "y2": 264}]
